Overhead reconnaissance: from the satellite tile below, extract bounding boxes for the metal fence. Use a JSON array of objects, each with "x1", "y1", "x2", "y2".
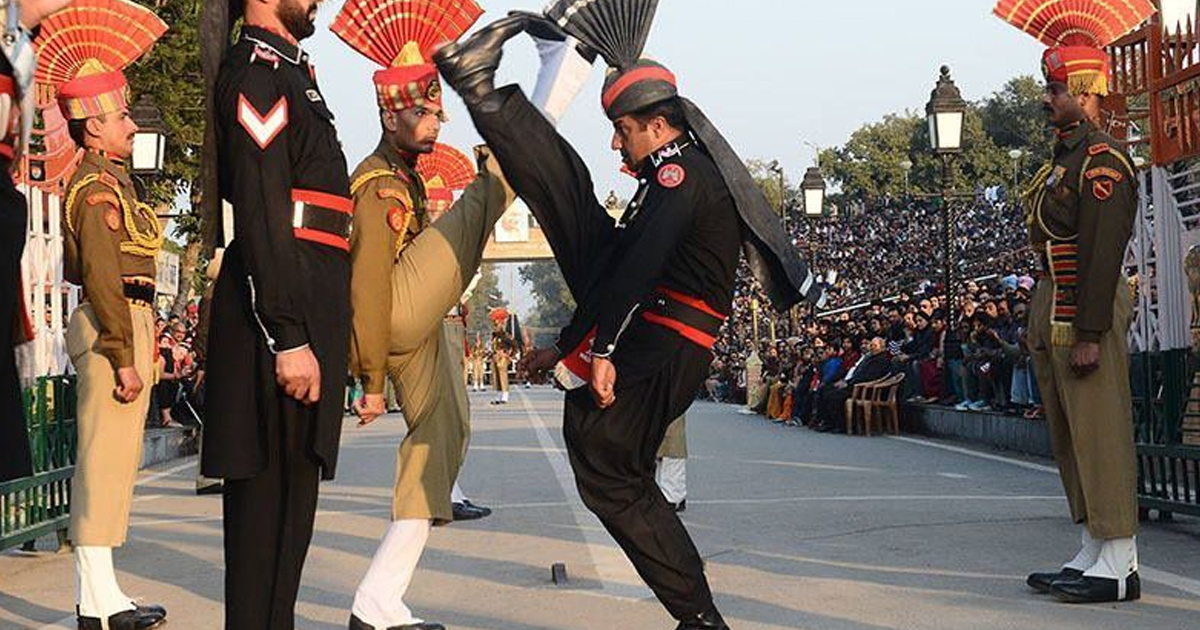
[
  {"x1": 0, "y1": 376, "x2": 77, "y2": 551},
  {"x1": 1132, "y1": 351, "x2": 1200, "y2": 518}
]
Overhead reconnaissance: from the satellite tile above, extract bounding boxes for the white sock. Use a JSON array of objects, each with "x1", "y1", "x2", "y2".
[
  {"x1": 1063, "y1": 527, "x2": 1103, "y2": 572},
  {"x1": 655, "y1": 458, "x2": 688, "y2": 504},
  {"x1": 76, "y1": 547, "x2": 135, "y2": 619},
  {"x1": 352, "y1": 519, "x2": 432, "y2": 628},
  {"x1": 1085, "y1": 537, "x2": 1138, "y2": 580},
  {"x1": 501, "y1": 391, "x2": 509, "y2": 403},
  {"x1": 451, "y1": 482, "x2": 467, "y2": 504}
]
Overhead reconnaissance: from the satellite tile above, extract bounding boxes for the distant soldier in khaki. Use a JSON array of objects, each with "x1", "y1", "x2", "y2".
[
  {"x1": 50, "y1": 2, "x2": 170, "y2": 626},
  {"x1": 996, "y1": 0, "x2": 1152, "y2": 604},
  {"x1": 470, "y1": 335, "x2": 487, "y2": 391},
  {"x1": 488, "y1": 308, "x2": 515, "y2": 405},
  {"x1": 331, "y1": 1, "x2": 511, "y2": 628}
]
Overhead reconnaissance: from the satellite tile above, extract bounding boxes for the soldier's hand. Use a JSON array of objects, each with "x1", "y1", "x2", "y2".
[
  {"x1": 276, "y1": 346, "x2": 321, "y2": 404},
  {"x1": 355, "y1": 394, "x2": 387, "y2": 427},
  {"x1": 18, "y1": 0, "x2": 76, "y2": 29},
  {"x1": 1069, "y1": 341, "x2": 1101, "y2": 377},
  {"x1": 113, "y1": 366, "x2": 143, "y2": 403},
  {"x1": 591, "y1": 357, "x2": 616, "y2": 409}
]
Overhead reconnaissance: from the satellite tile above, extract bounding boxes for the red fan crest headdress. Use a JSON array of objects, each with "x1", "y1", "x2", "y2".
[
  {"x1": 332, "y1": 0, "x2": 484, "y2": 116},
  {"x1": 35, "y1": 0, "x2": 167, "y2": 120},
  {"x1": 418, "y1": 143, "x2": 474, "y2": 214},
  {"x1": 488, "y1": 308, "x2": 510, "y2": 324},
  {"x1": 993, "y1": 0, "x2": 1155, "y2": 96}
]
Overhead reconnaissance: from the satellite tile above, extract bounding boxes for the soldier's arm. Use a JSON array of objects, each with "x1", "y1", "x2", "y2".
[
  {"x1": 1074, "y1": 148, "x2": 1137, "y2": 342},
  {"x1": 222, "y1": 65, "x2": 308, "y2": 353},
  {"x1": 349, "y1": 177, "x2": 403, "y2": 395},
  {"x1": 590, "y1": 167, "x2": 700, "y2": 358},
  {"x1": 75, "y1": 188, "x2": 135, "y2": 369}
]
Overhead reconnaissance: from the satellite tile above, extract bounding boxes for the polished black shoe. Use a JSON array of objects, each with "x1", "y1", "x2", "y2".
[
  {"x1": 1026, "y1": 567, "x2": 1083, "y2": 593},
  {"x1": 433, "y1": 14, "x2": 529, "y2": 107},
  {"x1": 1050, "y1": 571, "x2": 1141, "y2": 604},
  {"x1": 77, "y1": 608, "x2": 164, "y2": 630},
  {"x1": 452, "y1": 502, "x2": 486, "y2": 521},
  {"x1": 349, "y1": 613, "x2": 445, "y2": 630},
  {"x1": 195, "y1": 483, "x2": 223, "y2": 496},
  {"x1": 132, "y1": 603, "x2": 167, "y2": 619},
  {"x1": 675, "y1": 609, "x2": 729, "y2": 630},
  {"x1": 461, "y1": 499, "x2": 492, "y2": 517}
]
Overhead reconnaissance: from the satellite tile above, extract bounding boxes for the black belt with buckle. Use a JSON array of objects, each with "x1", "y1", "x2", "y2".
[{"x1": 123, "y1": 281, "x2": 156, "y2": 304}]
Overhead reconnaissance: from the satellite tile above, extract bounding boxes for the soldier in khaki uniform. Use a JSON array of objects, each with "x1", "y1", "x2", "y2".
[
  {"x1": 488, "y1": 308, "x2": 515, "y2": 405},
  {"x1": 49, "y1": 5, "x2": 170, "y2": 627},
  {"x1": 996, "y1": 0, "x2": 1152, "y2": 604},
  {"x1": 656, "y1": 414, "x2": 688, "y2": 512},
  {"x1": 331, "y1": 2, "x2": 512, "y2": 628}
]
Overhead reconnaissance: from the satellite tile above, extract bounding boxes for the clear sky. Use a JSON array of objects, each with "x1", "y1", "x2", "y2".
[{"x1": 297, "y1": 0, "x2": 1103, "y2": 315}]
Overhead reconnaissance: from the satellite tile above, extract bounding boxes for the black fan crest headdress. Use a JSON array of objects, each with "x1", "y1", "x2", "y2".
[{"x1": 543, "y1": 0, "x2": 823, "y2": 309}]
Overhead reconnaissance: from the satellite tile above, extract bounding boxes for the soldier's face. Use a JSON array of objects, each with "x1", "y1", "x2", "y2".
[
  {"x1": 1042, "y1": 82, "x2": 1086, "y2": 127},
  {"x1": 386, "y1": 106, "x2": 441, "y2": 154},
  {"x1": 88, "y1": 109, "x2": 138, "y2": 158},
  {"x1": 277, "y1": 0, "x2": 320, "y2": 41},
  {"x1": 611, "y1": 114, "x2": 672, "y2": 170}
]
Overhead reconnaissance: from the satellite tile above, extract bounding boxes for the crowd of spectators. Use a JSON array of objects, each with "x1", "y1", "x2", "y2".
[
  {"x1": 149, "y1": 305, "x2": 204, "y2": 429},
  {"x1": 706, "y1": 195, "x2": 1048, "y2": 429}
]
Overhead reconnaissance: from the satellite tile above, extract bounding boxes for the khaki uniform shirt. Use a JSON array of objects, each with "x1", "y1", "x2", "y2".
[
  {"x1": 62, "y1": 150, "x2": 161, "y2": 369},
  {"x1": 1025, "y1": 121, "x2": 1137, "y2": 343},
  {"x1": 348, "y1": 141, "x2": 430, "y2": 394}
]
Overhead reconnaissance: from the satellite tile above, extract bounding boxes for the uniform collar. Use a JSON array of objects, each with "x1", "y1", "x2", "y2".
[
  {"x1": 639, "y1": 138, "x2": 693, "y2": 176},
  {"x1": 242, "y1": 25, "x2": 305, "y2": 66},
  {"x1": 1054, "y1": 120, "x2": 1092, "y2": 154},
  {"x1": 83, "y1": 149, "x2": 131, "y2": 187}
]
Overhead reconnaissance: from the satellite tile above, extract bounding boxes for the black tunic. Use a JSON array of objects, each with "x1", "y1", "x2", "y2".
[
  {"x1": 0, "y1": 49, "x2": 31, "y2": 483},
  {"x1": 202, "y1": 27, "x2": 351, "y2": 481}
]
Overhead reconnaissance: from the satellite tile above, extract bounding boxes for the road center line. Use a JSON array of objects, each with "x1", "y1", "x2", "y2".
[{"x1": 514, "y1": 390, "x2": 652, "y2": 601}]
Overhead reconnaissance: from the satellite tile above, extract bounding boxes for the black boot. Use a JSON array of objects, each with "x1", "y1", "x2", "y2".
[
  {"x1": 349, "y1": 613, "x2": 445, "y2": 630},
  {"x1": 1026, "y1": 567, "x2": 1082, "y2": 593},
  {"x1": 77, "y1": 608, "x2": 164, "y2": 630},
  {"x1": 1050, "y1": 571, "x2": 1141, "y2": 604},
  {"x1": 676, "y1": 609, "x2": 729, "y2": 630},
  {"x1": 433, "y1": 14, "x2": 531, "y2": 108}
]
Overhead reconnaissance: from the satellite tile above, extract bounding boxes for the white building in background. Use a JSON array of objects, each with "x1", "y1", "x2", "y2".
[{"x1": 19, "y1": 185, "x2": 79, "y2": 378}]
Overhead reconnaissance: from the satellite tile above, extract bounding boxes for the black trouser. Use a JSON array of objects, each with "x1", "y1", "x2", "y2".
[
  {"x1": 0, "y1": 169, "x2": 31, "y2": 483},
  {"x1": 563, "y1": 344, "x2": 714, "y2": 618},
  {"x1": 470, "y1": 86, "x2": 716, "y2": 618},
  {"x1": 222, "y1": 408, "x2": 321, "y2": 630}
]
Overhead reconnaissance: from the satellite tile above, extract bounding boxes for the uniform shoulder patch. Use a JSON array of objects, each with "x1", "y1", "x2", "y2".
[
  {"x1": 657, "y1": 163, "x2": 687, "y2": 189},
  {"x1": 103, "y1": 206, "x2": 122, "y2": 231},
  {"x1": 1085, "y1": 166, "x2": 1123, "y2": 182},
  {"x1": 237, "y1": 94, "x2": 288, "y2": 150},
  {"x1": 1092, "y1": 178, "x2": 1115, "y2": 201},
  {"x1": 387, "y1": 205, "x2": 412, "y2": 234},
  {"x1": 1088, "y1": 143, "x2": 1112, "y2": 156},
  {"x1": 377, "y1": 187, "x2": 413, "y2": 206}
]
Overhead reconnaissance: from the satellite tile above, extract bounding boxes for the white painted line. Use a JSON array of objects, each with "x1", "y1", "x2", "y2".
[
  {"x1": 514, "y1": 390, "x2": 652, "y2": 601},
  {"x1": 137, "y1": 458, "x2": 199, "y2": 485},
  {"x1": 886, "y1": 435, "x2": 1059, "y2": 474},
  {"x1": 694, "y1": 495, "x2": 1064, "y2": 505},
  {"x1": 887, "y1": 434, "x2": 1200, "y2": 598}
]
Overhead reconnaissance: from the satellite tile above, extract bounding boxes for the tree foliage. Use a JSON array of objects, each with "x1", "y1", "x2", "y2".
[
  {"x1": 817, "y1": 75, "x2": 1053, "y2": 208},
  {"x1": 520, "y1": 262, "x2": 574, "y2": 330},
  {"x1": 466, "y1": 264, "x2": 507, "y2": 338}
]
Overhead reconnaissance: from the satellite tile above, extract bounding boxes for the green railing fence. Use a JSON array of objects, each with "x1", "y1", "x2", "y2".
[
  {"x1": 1131, "y1": 350, "x2": 1200, "y2": 518},
  {"x1": 0, "y1": 376, "x2": 77, "y2": 551}
]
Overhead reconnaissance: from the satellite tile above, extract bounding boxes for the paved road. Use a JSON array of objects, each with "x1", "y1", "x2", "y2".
[{"x1": 3, "y1": 387, "x2": 1199, "y2": 630}]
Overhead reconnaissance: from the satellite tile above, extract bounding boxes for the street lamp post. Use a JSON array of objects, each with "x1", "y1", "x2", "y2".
[
  {"x1": 899, "y1": 159, "x2": 913, "y2": 197},
  {"x1": 129, "y1": 95, "x2": 167, "y2": 175},
  {"x1": 925, "y1": 65, "x2": 967, "y2": 330},
  {"x1": 767, "y1": 159, "x2": 786, "y2": 228},
  {"x1": 1008, "y1": 148, "x2": 1024, "y2": 198}
]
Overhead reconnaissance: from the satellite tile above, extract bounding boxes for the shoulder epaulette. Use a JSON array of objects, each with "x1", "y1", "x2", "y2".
[
  {"x1": 64, "y1": 174, "x2": 122, "y2": 235},
  {"x1": 351, "y1": 168, "x2": 405, "y2": 196},
  {"x1": 250, "y1": 44, "x2": 282, "y2": 70},
  {"x1": 1079, "y1": 143, "x2": 1137, "y2": 191}
]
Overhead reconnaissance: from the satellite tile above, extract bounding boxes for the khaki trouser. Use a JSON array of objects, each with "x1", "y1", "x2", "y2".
[
  {"x1": 385, "y1": 174, "x2": 505, "y2": 524},
  {"x1": 67, "y1": 304, "x2": 156, "y2": 547},
  {"x1": 1028, "y1": 278, "x2": 1138, "y2": 539},
  {"x1": 493, "y1": 356, "x2": 510, "y2": 392},
  {"x1": 657, "y1": 414, "x2": 687, "y2": 459}
]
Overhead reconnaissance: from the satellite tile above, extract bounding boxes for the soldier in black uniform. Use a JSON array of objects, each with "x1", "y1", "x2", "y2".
[
  {"x1": 436, "y1": 11, "x2": 821, "y2": 629},
  {"x1": 202, "y1": 1, "x2": 352, "y2": 628}
]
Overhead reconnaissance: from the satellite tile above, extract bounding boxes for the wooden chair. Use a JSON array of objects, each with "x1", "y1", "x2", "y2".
[
  {"x1": 845, "y1": 375, "x2": 892, "y2": 436},
  {"x1": 868, "y1": 373, "x2": 906, "y2": 436}
]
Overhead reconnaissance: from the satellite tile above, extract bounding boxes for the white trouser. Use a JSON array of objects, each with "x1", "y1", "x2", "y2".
[
  {"x1": 352, "y1": 519, "x2": 432, "y2": 628},
  {"x1": 76, "y1": 546, "x2": 135, "y2": 619},
  {"x1": 1063, "y1": 527, "x2": 1102, "y2": 572},
  {"x1": 656, "y1": 457, "x2": 687, "y2": 504}
]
